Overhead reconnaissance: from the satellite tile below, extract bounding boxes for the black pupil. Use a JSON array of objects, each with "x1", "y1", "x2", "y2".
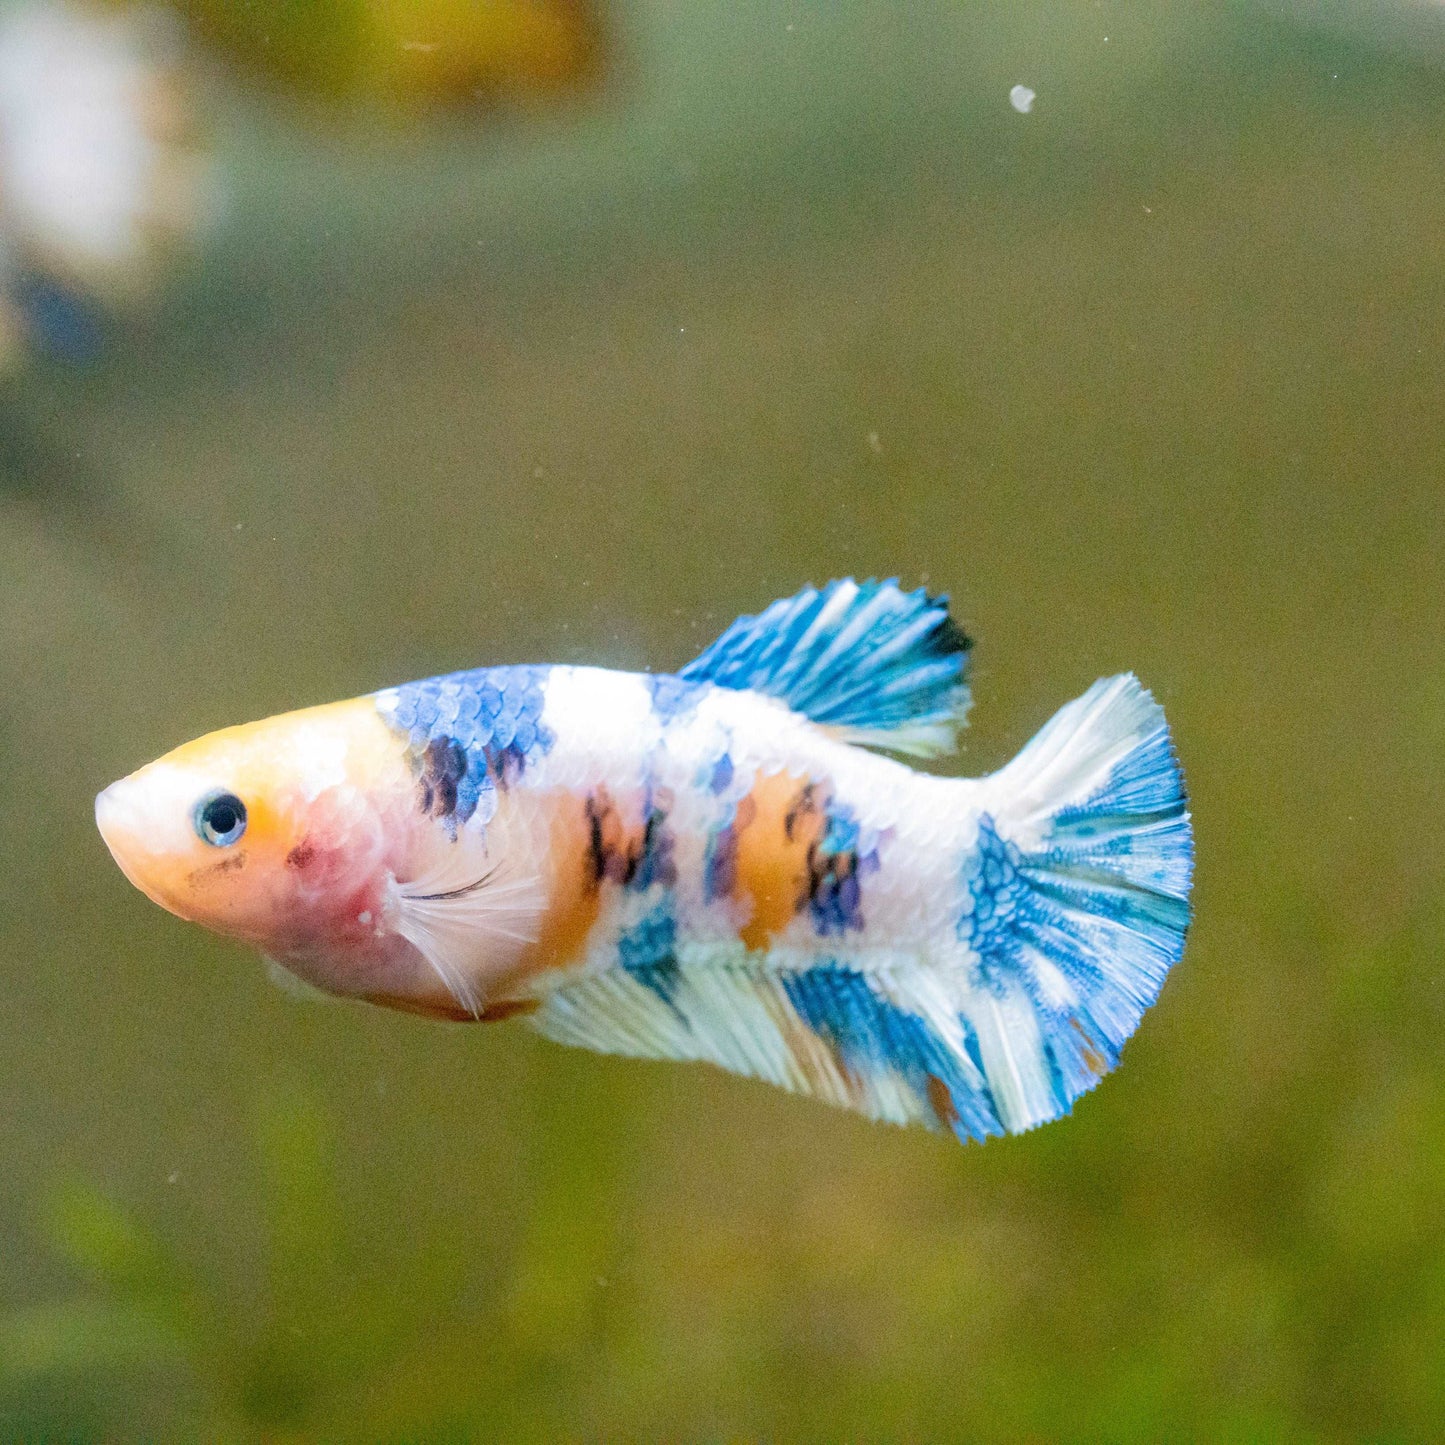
[{"x1": 204, "y1": 795, "x2": 243, "y2": 839}]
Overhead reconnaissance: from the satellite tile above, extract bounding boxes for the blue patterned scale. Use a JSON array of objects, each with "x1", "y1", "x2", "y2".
[{"x1": 377, "y1": 665, "x2": 555, "y2": 830}]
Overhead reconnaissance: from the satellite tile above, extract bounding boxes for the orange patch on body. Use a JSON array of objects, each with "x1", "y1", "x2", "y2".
[
  {"x1": 514, "y1": 794, "x2": 604, "y2": 977},
  {"x1": 732, "y1": 770, "x2": 825, "y2": 950}
]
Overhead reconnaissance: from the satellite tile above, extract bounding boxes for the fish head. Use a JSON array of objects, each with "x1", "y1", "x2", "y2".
[{"x1": 95, "y1": 698, "x2": 404, "y2": 952}]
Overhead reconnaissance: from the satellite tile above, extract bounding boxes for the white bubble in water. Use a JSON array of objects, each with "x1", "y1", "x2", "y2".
[{"x1": 1009, "y1": 84, "x2": 1036, "y2": 114}]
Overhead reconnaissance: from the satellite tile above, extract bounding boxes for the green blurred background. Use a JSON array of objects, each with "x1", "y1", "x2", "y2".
[{"x1": 2, "y1": 0, "x2": 1444, "y2": 1439}]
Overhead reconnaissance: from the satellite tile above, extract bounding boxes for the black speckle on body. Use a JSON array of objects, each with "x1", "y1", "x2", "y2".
[
  {"x1": 584, "y1": 785, "x2": 677, "y2": 891},
  {"x1": 186, "y1": 852, "x2": 246, "y2": 888},
  {"x1": 417, "y1": 735, "x2": 468, "y2": 822}
]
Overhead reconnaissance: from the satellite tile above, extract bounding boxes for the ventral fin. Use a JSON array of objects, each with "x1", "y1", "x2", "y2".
[
  {"x1": 359, "y1": 990, "x2": 540, "y2": 1024},
  {"x1": 263, "y1": 955, "x2": 337, "y2": 1004},
  {"x1": 391, "y1": 835, "x2": 545, "y2": 1021},
  {"x1": 678, "y1": 578, "x2": 972, "y2": 757}
]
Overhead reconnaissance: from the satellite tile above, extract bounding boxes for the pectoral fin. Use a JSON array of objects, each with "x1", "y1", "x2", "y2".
[{"x1": 390, "y1": 837, "x2": 545, "y2": 1020}]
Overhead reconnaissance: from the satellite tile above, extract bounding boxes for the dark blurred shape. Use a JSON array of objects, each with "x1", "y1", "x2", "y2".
[
  {"x1": 175, "y1": 0, "x2": 604, "y2": 107},
  {"x1": 0, "y1": 383, "x2": 191, "y2": 592},
  {"x1": 6, "y1": 271, "x2": 105, "y2": 364}
]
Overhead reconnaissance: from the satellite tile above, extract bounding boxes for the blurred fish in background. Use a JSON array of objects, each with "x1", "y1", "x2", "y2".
[
  {"x1": 172, "y1": 0, "x2": 602, "y2": 109},
  {"x1": 0, "y1": 0, "x2": 604, "y2": 553},
  {"x1": 0, "y1": 0, "x2": 602, "y2": 375},
  {"x1": 0, "y1": 0, "x2": 214, "y2": 368}
]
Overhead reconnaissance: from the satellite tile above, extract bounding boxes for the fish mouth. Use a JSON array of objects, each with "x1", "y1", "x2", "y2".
[
  {"x1": 96, "y1": 778, "x2": 155, "y2": 896},
  {"x1": 95, "y1": 773, "x2": 192, "y2": 915},
  {"x1": 96, "y1": 779, "x2": 136, "y2": 862}
]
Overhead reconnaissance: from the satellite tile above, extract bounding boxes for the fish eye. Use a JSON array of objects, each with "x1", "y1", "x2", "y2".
[{"x1": 195, "y1": 790, "x2": 247, "y2": 847}]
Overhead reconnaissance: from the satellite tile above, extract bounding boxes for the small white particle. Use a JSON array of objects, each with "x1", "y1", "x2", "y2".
[
  {"x1": 166, "y1": 1171, "x2": 179, "y2": 1185},
  {"x1": 1009, "y1": 84, "x2": 1036, "y2": 115},
  {"x1": 358, "y1": 910, "x2": 372, "y2": 926},
  {"x1": 867, "y1": 430, "x2": 882, "y2": 454}
]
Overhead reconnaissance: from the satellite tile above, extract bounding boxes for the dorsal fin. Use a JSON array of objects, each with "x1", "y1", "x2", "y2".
[{"x1": 678, "y1": 578, "x2": 972, "y2": 757}]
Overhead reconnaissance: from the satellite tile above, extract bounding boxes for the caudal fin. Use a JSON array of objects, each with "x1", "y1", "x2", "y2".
[{"x1": 959, "y1": 673, "x2": 1193, "y2": 1133}]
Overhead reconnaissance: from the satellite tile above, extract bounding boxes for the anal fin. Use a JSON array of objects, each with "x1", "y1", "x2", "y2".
[{"x1": 532, "y1": 945, "x2": 1005, "y2": 1141}]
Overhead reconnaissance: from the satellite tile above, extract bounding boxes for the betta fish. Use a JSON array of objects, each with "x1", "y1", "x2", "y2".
[{"x1": 96, "y1": 580, "x2": 1192, "y2": 1143}]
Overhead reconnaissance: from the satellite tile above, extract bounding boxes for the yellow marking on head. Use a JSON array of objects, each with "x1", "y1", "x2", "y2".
[
  {"x1": 97, "y1": 693, "x2": 409, "y2": 940},
  {"x1": 162, "y1": 696, "x2": 400, "y2": 795}
]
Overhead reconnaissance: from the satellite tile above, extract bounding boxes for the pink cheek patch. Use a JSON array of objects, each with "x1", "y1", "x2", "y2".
[{"x1": 281, "y1": 785, "x2": 385, "y2": 906}]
